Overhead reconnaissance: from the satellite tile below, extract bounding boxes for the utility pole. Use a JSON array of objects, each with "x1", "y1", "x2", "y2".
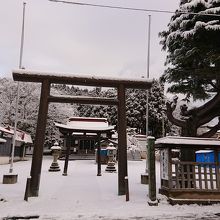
[
  {"x1": 9, "y1": 2, "x2": 26, "y2": 173},
  {"x1": 145, "y1": 14, "x2": 151, "y2": 139},
  {"x1": 141, "y1": 14, "x2": 151, "y2": 184}
]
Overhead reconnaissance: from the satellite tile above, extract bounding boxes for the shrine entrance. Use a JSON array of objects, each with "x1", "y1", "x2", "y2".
[
  {"x1": 54, "y1": 118, "x2": 115, "y2": 176},
  {"x1": 12, "y1": 69, "x2": 152, "y2": 199}
]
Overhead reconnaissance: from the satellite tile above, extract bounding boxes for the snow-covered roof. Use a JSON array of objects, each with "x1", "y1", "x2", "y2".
[
  {"x1": 55, "y1": 117, "x2": 115, "y2": 133},
  {"x1": 155, "y1": 136, "x2": 220, "y2": 148},
  {"x1": 0, "y1": 126, "x2": 33, "y2": 144},
  {"x1": 16, "y1": 131, "x2": 33, "y2": 144},
  {"x1": 196, "y1": 150, "x2": 213, "y2": 154},
  {"x1": 0, "y1": 137, "x2": 6, "y2": 143},
  {"x1": 55, "y1": 122, "x2": 115, "y2": 133},
  {"x1": 0, "y1": 126, "x2": 14, "y2": 135},
  {"x1": 68, "y1": 117, "x2": 109, "y2": 128}
]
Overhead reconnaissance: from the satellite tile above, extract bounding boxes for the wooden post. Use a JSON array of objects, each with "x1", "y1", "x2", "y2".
[
  {"x1": 117, "y1": 84, "x2": 128, "y2": 195},
  {"x1": 63, "y1": 134, "x2": 71, "y2": 176},
  {"x1": 97, "y1": 133, "x2": 102, "y2": 176},
  {"x1": 125, "y1": 176, "x2": 129, "y2": 201},
  {"x1": 147, "y1": 136, "x2": 158, "y2": 206},
  {"x1": 214, "y1": 149, "x2": 220, "y2": 189},
  {"x1": 29, "y1": 80, "x2": 50, "y2": 197},
  {"x1": 168, "y1": 148, "x2": 172, "y2": 189},
  {"x1": 24, "y1": 177, "x2": 31, "y2": 201}
]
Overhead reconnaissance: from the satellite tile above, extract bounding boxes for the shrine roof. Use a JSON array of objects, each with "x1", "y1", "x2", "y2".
[
  {"x1": 155, "y1": 136, "x2": 220, "y2": 148},
  {"x1": 55, "y1": 122, "x2": 115, "y2": 134}
]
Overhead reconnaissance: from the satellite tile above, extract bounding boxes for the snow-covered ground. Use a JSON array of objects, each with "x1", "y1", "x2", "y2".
[{"x1": 1, "y1": 157, "x2": 220, "y2": 220}]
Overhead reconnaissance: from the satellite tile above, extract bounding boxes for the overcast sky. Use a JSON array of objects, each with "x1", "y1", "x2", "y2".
[{"x1": 0, "y1": 0, "x2": 179, "y2": 80}]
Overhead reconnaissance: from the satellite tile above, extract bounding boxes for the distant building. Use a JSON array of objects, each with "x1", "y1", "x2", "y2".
[
  {"x1": 133, "y1": 134, "x2": 147, "y2": 159},
  {"x1": 55, "y1": 117, "x2": 115, "y2": 157},
  {"x1": 0, "y1": 126, "x2": 33, "y2": 164}
]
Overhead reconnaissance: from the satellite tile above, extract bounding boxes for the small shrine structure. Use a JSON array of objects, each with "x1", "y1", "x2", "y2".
[
  {"x1": 56, "y1": 117, "x2": 114, "y2": 155},
  {"x1": 155, "y1": 136, "x2": 220, "y2": 205},
  {"x1": 55, "y1": 117, "x2": 115, "y2": 176}
]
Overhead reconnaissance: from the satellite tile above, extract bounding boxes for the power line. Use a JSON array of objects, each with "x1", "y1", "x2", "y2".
[
  {"x1": 49, "y1": 0, "x2": 220, "y2": 17},
  {"x1": 49, "y1": 0, "x2": 175, "y2": 14}
]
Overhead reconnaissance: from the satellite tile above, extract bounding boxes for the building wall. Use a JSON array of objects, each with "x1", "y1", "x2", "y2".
[
  {"x1": 0, "y1": 156, "x2": 9, "y2": 165},
  {"x1": 0, "y1": 139, "x2": 11, "y2": 156}
]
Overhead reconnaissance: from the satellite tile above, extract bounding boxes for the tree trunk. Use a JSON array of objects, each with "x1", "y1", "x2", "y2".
[{"x1": 181, "y1": 118, "x2": 197, "y2": 161}]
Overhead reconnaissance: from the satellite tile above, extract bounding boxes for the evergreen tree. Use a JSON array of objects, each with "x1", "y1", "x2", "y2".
[
  {"x1": 77, "y1": 81, "x2": 167, "y2": 138},
  {"x1": 160, "y1": 0, "x2": 220, "y2": 137},
  {"x1": 77, "y1": 88, "x2": 118, "y2": 125},
  {"x1": 126, "y1": 80, "x2": 167, "y2": 138}
]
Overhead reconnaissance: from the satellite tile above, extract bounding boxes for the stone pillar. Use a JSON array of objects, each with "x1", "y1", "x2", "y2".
[{"x1": 147, "y1": 136, "x2": 158, "y2": 206}]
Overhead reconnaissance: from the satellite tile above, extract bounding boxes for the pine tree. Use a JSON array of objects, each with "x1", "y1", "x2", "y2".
[{"x1": 160, "y1": 0, "x2": 220, "y2": 137}]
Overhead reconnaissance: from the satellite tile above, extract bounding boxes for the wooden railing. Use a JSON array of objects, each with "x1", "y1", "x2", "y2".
[{"x1": 171, "y1": 161, "x2": 220, "y2": 190}]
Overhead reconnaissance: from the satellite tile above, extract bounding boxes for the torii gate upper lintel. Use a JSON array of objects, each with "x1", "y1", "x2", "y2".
[{"x1": 12, "y1": 69, "x2": 152, "y2": 198}]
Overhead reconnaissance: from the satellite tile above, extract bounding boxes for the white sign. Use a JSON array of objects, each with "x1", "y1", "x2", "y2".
[{"x1": 160, "y1": 149, "x2": 169, "y2": 180}]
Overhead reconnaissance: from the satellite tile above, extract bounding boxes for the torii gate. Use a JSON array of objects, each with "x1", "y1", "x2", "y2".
[{"x1": 12, "y1": 69, "x2": 152, "y2": 198}]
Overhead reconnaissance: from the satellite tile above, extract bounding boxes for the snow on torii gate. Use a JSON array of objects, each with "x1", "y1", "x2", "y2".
[{"x1": 12, "y1": 69, "x2": 152, "y2": 198}]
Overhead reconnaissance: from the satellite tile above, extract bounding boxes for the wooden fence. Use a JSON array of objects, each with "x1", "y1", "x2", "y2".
[{"x1": 171, "y1": 160, "x2": 220, "y2": 190}]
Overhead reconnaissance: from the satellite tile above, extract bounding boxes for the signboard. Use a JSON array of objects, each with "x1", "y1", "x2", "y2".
[{"x1": 160, "y1": 149, "x2": 168, "y2": 180}]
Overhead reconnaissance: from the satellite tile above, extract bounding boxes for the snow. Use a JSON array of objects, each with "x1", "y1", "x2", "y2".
[
  {"x1": 0, "y1": 126, "x2": 14, "y2": 135},
  {"x1": 196, "y1": 150, "x2": 213, "y2": 153},
  {"x1": 181, "y1": 0, "x2": 211, "y2": 10},
  {"x1": 1, "y1": 157, "x2": 220, "y2": 219},
  {"x1": 204, "y1": 6, "x2": 220, "y2": 14},
  {"x1": 50, "y1": 146, "x2": 61, "y2": 150},
  {"x1": 0, "y1": 126, "x2": 33, "y2": 144},
  {"x1": 13, "y1": 69, "x2": 152, "y2": 83},
  {"x1": 155, "y1": 136, "x2": 220, "y2": 147},
  {"x1": 0, "y1": 137, "x2": 6, "y2": 143},
  {"x1": 67, "y1": 117, "x2": 110, "y2": 129},
  {"x1": 55, "y1": 116, "x2": 115, "y2": 132},
  {"x1": 167, "y1": 19, "x2": 220, "y2": 42},
  {"x1": 55, "y1": 122, "x2": 115, "y2": 132},
  {"x1": 166, "y1": 1, "x2": 220, "y2": 43}
]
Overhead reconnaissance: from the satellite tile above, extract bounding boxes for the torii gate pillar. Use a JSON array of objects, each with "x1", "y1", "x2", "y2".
[
  {"x1": 29, "y1": 79, "x2": 50, "y2": 196},
  {"x1": 117, "y1": 84, "x2": 127, "y2": 195}
]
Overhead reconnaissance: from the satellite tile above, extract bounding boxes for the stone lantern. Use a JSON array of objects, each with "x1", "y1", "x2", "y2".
[
  {"x1": 105, "y1": 143, "x2": 117, "y2": 172},
  {"x1": 49, "y1": 141, "x2": 61, "y2": 172}
]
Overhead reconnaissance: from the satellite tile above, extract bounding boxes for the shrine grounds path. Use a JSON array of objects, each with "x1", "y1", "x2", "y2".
[{"x1": 1, "y1": 157, "x2": 220, "y2": 220}]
